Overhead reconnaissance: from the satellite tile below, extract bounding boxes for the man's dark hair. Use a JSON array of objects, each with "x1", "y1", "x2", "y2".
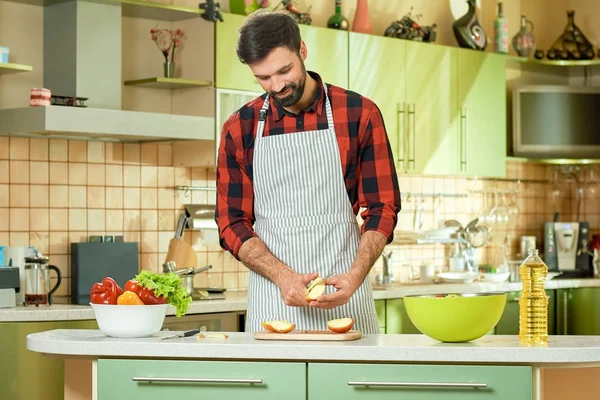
[{"x1": 236, "y1": 10, "x2": 301, "y2": 65}]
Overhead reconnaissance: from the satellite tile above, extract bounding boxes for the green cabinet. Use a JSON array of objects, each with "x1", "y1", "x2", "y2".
[
  {"x1": 97, "y1": 359, "x2": 305, "y2": 400},
  {"x1": 349, "y1": 36, "x2": 506, "y2": 177},
  {"x1": 495, "y1": 290, "x2": 556, "y2": 335},
  {"x1": 404, "y1": 42, "x2": 458, "y2": 175},
  {"x1": 557, "y1": 288, "x2": 600, "y2": 335},
  {"x1": 375, "y1": 299, "x2": 386, "y2": 333},
  {"x1": 216, "y1": 13, "x2": 348, "y2": 91},
  {"x1": 456, "y1": 49, "x2": 507, "y2": 177},
  {"x1": 385, "y1": 298, "x2": 421, "y2": 334},
  {"x1": 309, "y1": 363, "x2": 532, "y2": 400},
  {"x1": 349, "y1": 32, "x2": 405, "y2": 171},
  {"x1": 1, "y1": 319, "x2": 98, "y2": 400},
  {"x1": 215, "y1": 13, "x2": 263, "y2": 92}
]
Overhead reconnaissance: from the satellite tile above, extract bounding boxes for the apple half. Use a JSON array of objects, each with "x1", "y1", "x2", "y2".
[
  {"x1": 269, "y1": 320, "x2": 296, "y2": 333},
  {"x1": 305, "y1": 276, "x2": 326, "y2": 301},
  {"x1": 327, "y1": 317, "x2": 354, "y2": 333}
]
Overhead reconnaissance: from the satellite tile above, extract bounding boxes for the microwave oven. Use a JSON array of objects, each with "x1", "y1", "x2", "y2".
[{"x1": 512, "y1": 85, "x2": 600, "y2": 158}]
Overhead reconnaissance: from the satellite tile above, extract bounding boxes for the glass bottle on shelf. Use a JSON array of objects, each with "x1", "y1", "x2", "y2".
[
  {"x1": 327, "y1": 0, "x2": 349, "y2": 30},
  {"x1": 493, "y1": 2, "x2": 509, "y2": 54},
  {"x1": 518, "y1": 249, "x2": 548, "y2": 345}
]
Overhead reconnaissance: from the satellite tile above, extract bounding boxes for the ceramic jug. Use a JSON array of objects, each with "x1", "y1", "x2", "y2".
[{"x1": 512, "y1": 15, "x2": 535, "y2": 57}]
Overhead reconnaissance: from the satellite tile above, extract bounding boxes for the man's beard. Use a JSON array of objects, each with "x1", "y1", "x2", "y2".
[{"x1": 270, "y1": 63, "x2": 307, "y2": 108}]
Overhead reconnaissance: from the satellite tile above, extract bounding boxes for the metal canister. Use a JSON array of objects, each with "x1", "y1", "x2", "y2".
[{"x1": 521, "y1": 236, "x2": 537, "y2": 259}]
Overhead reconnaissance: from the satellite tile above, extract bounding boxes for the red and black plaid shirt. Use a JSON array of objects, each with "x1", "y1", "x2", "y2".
[{"x1": 216, "y1": 72, "x2": 401, "y2": 258}]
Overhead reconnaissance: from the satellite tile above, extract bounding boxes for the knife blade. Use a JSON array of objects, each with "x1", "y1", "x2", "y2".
[{"x1": 160, "y1": 329, "x2": 201, "y2": 340}]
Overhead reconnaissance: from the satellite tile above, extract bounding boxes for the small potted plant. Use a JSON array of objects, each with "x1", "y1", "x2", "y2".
[{"x1": 150, "y1": 28, "x2": 185, "y2": 78}]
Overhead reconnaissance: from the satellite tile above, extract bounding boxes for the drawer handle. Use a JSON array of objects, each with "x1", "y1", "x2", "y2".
[
  {"x1": 348, "y1": 381, "x2": 487, "y2": 389},
  {"x1": 132, "y1": 377, "x2": 263, "y2": 384}
]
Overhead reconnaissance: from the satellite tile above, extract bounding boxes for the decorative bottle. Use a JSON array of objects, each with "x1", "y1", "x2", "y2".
[
  {"x1": 518, "y1": 249, "x2": 548, "y2": 345},
  {"x1": 327, "y1": 0, "x2": 349, "y2": 30},
  {"x1": 493, "y1": 2, "x2": 509, "y2": 53},
  {"x1": 352, "y1": 0, "x2": 371, "y2": 34},
  {"x1": 511, "y1": 14, "x2": 535, "y2": 57}
]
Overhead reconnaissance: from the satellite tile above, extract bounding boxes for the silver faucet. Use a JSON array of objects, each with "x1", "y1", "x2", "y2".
[{"x1": 379, "y1": 250, "x2": 393, "y2": 285}]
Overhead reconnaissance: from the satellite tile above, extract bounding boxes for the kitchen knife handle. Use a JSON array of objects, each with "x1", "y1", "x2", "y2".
[
  {"x1": 347, "y1": 381, "x2": 487, "y2": 389},
  {"x1": 132, "y1": 377, "x2": 263, "y2": 384}
]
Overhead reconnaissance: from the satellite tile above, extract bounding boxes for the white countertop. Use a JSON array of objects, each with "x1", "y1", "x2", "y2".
[
  {"x1": 26, "y1": 329, "x2": 600, "y2": 365},
  {"x1": 0, "y1": 290, "x2": 249, "y2": 322},
  {"x1": 4, "y1": 279, "x2": 600, "y2": 322}
]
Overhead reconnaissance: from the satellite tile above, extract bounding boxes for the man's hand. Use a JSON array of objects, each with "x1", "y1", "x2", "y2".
[
  {"x1": 276, "y1": 270, "x2": 319, "y2": 307},
  {"x1": 309, "y1": 272, "x2": 362, "y2": 309}
]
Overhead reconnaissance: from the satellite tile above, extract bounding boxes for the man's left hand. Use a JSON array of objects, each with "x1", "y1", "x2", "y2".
[{"x1": 309, "y1": 272, "x2": 362, "y2": 309}]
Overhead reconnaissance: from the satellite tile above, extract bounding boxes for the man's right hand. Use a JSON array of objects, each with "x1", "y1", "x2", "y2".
[{"x1": 276, "y1": 270, "x2": 319, "y2": 307}]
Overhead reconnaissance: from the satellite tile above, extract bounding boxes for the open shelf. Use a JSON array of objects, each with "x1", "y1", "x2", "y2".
[
  {"x1": 0, "y1": 106, "x2": 215, "y2": 143},
  {"x1": 507, "y1": 55, "x2": 600, "y2": 67},
  {"x1": 5, "y1": 0, "x2": 204, "y2": 21},
  {"x1": 124, "y1": 77, "x2": 212, "y2": 90},
  {"x1": 0, "y1": 63, "x2": 33, "y2": 74}
]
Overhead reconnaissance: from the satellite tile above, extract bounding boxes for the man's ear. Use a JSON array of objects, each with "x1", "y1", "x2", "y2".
[{"x1": 299, "y1": 40, "x2": 307, "y2": 61}]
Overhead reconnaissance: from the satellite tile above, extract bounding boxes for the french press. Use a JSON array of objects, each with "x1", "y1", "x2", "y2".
[{"x1": 23, "y1": 254, "x2": 62, "y2": 306}]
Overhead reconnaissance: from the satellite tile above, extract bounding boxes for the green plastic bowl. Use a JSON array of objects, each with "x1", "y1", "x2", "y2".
[{"x1": 403, "y1": 292, "x2": 507, "y2": 342}]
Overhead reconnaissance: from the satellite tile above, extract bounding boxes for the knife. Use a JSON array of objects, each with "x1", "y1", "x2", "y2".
[{"x1": 160, "y1": 329, "x2": 201, "y2": 340}]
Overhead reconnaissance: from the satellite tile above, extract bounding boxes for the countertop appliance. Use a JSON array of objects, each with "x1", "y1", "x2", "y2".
[
  {"x1": 512, "y1": 85, "x2": 600, "y2": 158},
  {"x1": 0, "y1": 267, "x2": 20, "y2": 308},
  {"x1": 543, "y1": 221, "x2": 593, "y2": 278}
]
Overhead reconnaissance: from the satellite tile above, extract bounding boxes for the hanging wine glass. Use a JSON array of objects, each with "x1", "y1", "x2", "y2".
[
  {"x1": 586, "y1": 165, "x2": 599, "y2": 198},
  {"x1": 548, "y1": 168, "x2": 564, "y2": 217}
]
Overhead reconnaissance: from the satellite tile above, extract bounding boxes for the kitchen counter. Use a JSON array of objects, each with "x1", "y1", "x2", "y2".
[
  {"x1": 0, "y1": 290, "x2": 249, "y2": 322},
  {"x1": 26, "y1": 329, "x2": 600, "y2": 365},
  {"x1": 4, "y1": 279, "x2": 600, "y2": 322},
  {"x1": 371, "y1": 278, "x2": 600, "y2": 300},
  {"x1": 25, "y1": 330, "x2": 600, "y2": 400}
]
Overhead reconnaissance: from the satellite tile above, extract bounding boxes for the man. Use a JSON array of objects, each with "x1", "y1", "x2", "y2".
[{"x1": 215, "y1": 10, "x2": 401, "y2": 333}]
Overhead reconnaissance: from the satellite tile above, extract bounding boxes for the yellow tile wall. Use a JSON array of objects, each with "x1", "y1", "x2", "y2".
[
  {"x1": 0, "y1": 137, "x2": 244, "y2": 297},
  {"x1": 1, "y1": 137, "x2": 598, "y2": 294}
]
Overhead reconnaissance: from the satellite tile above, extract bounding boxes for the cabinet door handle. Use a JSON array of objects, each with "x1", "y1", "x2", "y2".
[
  {"x1": 348, "y1": 381, "x2": 487, "y2": 389},
  {"x1": 132, "y1": 377, "x2": 263, "y2": 384},
  {"x1": 397, "y1": 102, "x2": 405, "y2": 170},
  {"x1": 563, "y1": 291, "x2": 569, "y2": 335},
  {"x1": 407, "y1": 103, "x2": 416, "y2": 169},
  {"x1": 460, "y1": 108, "x2": 468, "y2": 171}
]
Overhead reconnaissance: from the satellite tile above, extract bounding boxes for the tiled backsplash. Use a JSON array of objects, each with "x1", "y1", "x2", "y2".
[{"x1": 1, "y1": 137, "x2": 598, "y2": 294}]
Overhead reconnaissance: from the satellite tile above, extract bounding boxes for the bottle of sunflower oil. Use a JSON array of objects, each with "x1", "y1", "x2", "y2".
[{"x1": 519, "y1": 249, "x2": 548, "y2": 345}]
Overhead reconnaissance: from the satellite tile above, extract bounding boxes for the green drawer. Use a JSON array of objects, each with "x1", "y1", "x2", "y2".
[
  {"x1": 97, "y1": 359, "x2": 305, "y2": 400},
  {"x1": 308, "y1": 363, "x2": 532, "y2": 400}
]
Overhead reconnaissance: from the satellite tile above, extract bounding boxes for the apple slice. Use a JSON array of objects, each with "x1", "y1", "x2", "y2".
[
  {"x1": 269, "y1": 320, "x2": 296, "y2": 333},
  {"x1": 327, "y1": 317, "x2": 354, "y2": 333},
  {"x1": 305, "y1": 276, "x2": 325, "y2": 301},
  {"x1": 261, "y1": 321, "x2": 276, "y2": 332},
  {"x1": 198, "y1": 333, "x2": 229, "y2": 339}
]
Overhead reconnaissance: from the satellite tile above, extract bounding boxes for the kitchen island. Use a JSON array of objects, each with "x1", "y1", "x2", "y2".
[{"x1": 27, "y1": 329, "x2": 600, "y2": 400}]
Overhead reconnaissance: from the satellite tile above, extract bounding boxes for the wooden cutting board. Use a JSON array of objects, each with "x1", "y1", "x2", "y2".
[{"x1": 254, "y1": 330, "x2": 362, "y2": 341}]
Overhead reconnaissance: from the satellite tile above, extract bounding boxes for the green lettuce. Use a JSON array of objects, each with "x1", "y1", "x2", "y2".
[{"x1": 134, "y1": 270, "x2": 192, "y2": 317}]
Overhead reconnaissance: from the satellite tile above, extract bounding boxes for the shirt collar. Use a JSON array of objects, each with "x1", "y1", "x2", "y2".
[{"x1": 270, "y1": 71, "x2": 325, "y2": 122}]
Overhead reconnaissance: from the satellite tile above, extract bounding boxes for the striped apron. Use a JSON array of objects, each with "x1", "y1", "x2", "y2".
[{"x1": 246, "y1": 82, "x2": 379, "y2": 334}]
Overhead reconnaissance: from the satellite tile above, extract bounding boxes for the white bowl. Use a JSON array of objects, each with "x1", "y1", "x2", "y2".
[
  {"x1": 90, "y1": 303, "x2": 169, "y2": 338},
  {"x1": 437, "y1": 272, "x2": 480, "y2": 283},
  {"x1": 481, "y1": 272, "x2": 510, "y2": 283}
]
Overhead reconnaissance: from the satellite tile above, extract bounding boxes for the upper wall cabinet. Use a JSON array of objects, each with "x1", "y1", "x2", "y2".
[
  {"x1": 349, "y1": 33, "x2": 507, "y2": 178},
  {"x1": 457, "y1": 49, "x2": 507, "y2": 177},
  {"x1": 215, "y1": 13, "x2": 349, "y2": 91}
]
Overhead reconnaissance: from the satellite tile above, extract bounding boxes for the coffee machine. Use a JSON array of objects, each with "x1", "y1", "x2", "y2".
[
  {"x1": 0, "y1": 268, "x2": 20, "y2": 308},
  {"x1": 543, "y1": 221, "x2": 594, "y2": 278}
]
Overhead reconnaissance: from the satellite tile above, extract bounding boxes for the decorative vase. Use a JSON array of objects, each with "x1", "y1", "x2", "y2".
[
  {"x1": 452, "y1": 0, "x2": 487, "y2": 51},
  {"x1": 352, "y1": 0, "x2": 371, "y2": 34},
  {"x1": 327, "y1": 0, "x2": 349, "y2": 30},
  {"x1": 548, "y1": 10, "x2": 595, "y2": 60},
  {"x1": 164, "y1": 62, "x2": 175, "y2": 78},
  {"x1": 511, "y1": 15, "x2": 535, "y2": 57}
]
